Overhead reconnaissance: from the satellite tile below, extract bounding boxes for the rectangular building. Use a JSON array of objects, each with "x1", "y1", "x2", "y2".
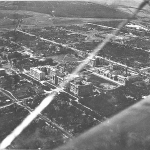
[
  {"x1": 30, "y1": 67, "x2": 45, "y2": 80},
  {"x1": 88, "y1": 58, "x2": 96, "y2": 67},
  {"x1": 70, "y1": 78, "x2": 93, "y2": 97},
  {"x1": 47, "y1": 67, "x2": 58, "y2": 85},
  {"x1": 0, "y1": 68, "x2": 5, "y2": 76},
  {"x1": 56, "y1": 72, "x2": 70, "y2": 91}
]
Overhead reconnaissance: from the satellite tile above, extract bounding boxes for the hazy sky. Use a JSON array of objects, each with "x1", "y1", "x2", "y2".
[
  {"x1": 6, "y1": 0, "x2": 142, "y2": 3},
  {"x1": 5, "y1": 0, "x2": 144, "y2": 7},
  {"x1": 84, "y1": 0, "x2": 143, "y2": 6}
]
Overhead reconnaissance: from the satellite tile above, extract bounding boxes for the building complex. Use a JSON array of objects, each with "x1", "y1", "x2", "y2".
[
  {"x1": 29, "y1": 55, "x2": 143, "y2": 97},
  {"x1": 88, "y1": 56, "x2": 140, "y2": 86}
]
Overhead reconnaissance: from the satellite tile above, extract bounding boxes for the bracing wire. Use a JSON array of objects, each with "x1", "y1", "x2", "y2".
[{"x1": 0, "y1": 0, "x2": 149, "y2": 149}]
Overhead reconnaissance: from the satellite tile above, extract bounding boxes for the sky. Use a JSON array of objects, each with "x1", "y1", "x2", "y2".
[
  {"x1": 84, "y1": 0, "x2": 143, "y2": 6},
  {"x1": 4, "y1": 0, "x2": 144, "y2": 8},
  {"x1": 4, "y1": 0, "x2": 143, "y2": 2}
]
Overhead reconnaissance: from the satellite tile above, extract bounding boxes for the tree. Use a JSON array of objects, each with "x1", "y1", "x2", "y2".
[
  {"x1": 8, "y1": 52, "x2": 22, "y2": 60},
  {"x1": 3, "y1": 75, "x2": 12, "y2": 89},
  {"x1": 13, "y1": 74, "x2": 20, "y2": 85}
]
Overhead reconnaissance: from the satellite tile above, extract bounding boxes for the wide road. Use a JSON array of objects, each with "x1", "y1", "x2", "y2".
[{"x1": 0, "y1": 103, "x2": 15, "y2": 110}]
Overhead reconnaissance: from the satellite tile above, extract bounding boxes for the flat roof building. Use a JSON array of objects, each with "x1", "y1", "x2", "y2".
[
  {"x1": 47, "y1": 67, "x2": 58, "y2": 85},
  {"x1": 95, "y1": 64, "x2": 139, "y2": 86},
  {"x1": 0, "y1": 68, "x2": 5, "y2": 76},
  {"x1": 70, "y1": 78, "x2": 93, "y2": 97},
  {"x1": 30, "y1": 67, "x2": 45, "y2": 80}
]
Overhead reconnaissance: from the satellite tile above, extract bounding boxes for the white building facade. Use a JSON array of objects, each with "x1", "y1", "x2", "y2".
[{"x1": 30, "y1": 67, "x2": 45, "y2": 80}]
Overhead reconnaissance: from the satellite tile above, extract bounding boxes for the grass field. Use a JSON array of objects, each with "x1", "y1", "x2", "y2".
[
  {"x1": 0, "y1": 1, "x2": 132, "y2": 29},
  {"x1": 0, "y1": 9, "x2": 128, "y2": 30},
  {"x1": 0, "y1": 10, "x2": 53, "y2": 29}
]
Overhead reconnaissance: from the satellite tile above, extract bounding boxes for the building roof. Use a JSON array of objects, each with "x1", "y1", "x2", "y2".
[
  {"x1": 0, "y1": 68, "x2": 5, "y2": 71},
  {"x1": 117, "y1": 75, "x2": 127, "y2": 79},
  {"x1": 31, "y1": 67, "x2": 43, "y2": 74},
  {"x1": 56, "y1": 62, "x2": 78, "y2": 74},
  {"x1": 71, "y1": 77, "x2": 91, "y2": 86},
  {"x1": 111, "y1": 70, "x2": 123, "y2": 76},
  {"x1": 50, "y1": 67, "x2": 58, "y2": 72},
  {"x1": 57, "y1": 72, "x2": 66, "y2": 78},
  {"x1": 104, "y1": 70, "x2": 110, "y2": 74}
]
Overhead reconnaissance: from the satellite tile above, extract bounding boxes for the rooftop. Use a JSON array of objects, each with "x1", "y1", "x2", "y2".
[
  {"x1": 71, "y1": 77, "x2": 91, "y2": 86},
  {"x1": 97, "y1": 65, "x2": 138, "y2": 78},
  {"x1": 57, "y1": 62, "x2": 78, "y2": 74},
  {"x1": 50, "y1": 66, "x2": 58, "y2": 72},
  {"x1": 57, "y1": 72, "x2": 66, "y2": 78},
  {"x1": 31, "y1": 67, "x2": 43, "y2": 74},
  {"x1": 0, "y1": 68, "x2": 5, "y2": 71}
]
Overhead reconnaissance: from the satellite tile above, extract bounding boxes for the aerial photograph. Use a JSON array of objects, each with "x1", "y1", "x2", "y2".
[{"x1": 0, "y1": 0, "x2": 150, "y2": 150}]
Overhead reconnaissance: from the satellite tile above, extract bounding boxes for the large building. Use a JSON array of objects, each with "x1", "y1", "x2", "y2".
[
  {"x1": 57, "y1": 73, "x2": 65, "y2": 86},
  {"x1": 47, "y1": 64, "x2": 71, "y2": 90},
  {"x1": 47, "y1": 63, "x2": 93, "y2": 96},
  {"x1": 29, "y1": 63, "x2": 95, "y2": 97},
  {"x1": 94, "y1": 64, "x2": 139, "y2": 86},
  {"x1": 0, "y1": 68, "x2": 5, "y2": 76},
  {"x1": 47, "y1": 67, "x2": 58, "y2": 84},
  {"x1": 70, "y1": 78, "x2": 93, "y2": 97},
  {"x1": 30, "y1": 67, "x2": 45, "y2": 80},
  {"x1": 47, "y1": 62, "x2": 77, "y2": 85},
  {"x1": 88, "y1": 58, "x2": 97, "y2": 67},
  {"x1": 88, "y1": 56, "x2": 111, "y2": 68},
  {"x1": 57, "y1": 72, "x2": 70, "y2": 91}
]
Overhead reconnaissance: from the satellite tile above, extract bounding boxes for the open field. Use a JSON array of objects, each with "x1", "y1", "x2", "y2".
[
  {"x1": 0, "y1": 10, "x2": 126, "y2": 30},
  {"x1": 0, "y1": 1, "x2": 130, "y2": 19},
  {"x1": 0, "y1": 10, "x2": 53, "y2": 29},
  {"x1": 0, "y1": 1, "x2": 132, "y2": 29},
  {"x1": 52, "y1": 17, "x2": 126, "y2": 26}
]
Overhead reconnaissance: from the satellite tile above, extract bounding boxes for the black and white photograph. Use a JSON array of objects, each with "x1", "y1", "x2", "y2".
[{"x1": 0, "y1": 0, "x2": 150, "y2": 149}]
